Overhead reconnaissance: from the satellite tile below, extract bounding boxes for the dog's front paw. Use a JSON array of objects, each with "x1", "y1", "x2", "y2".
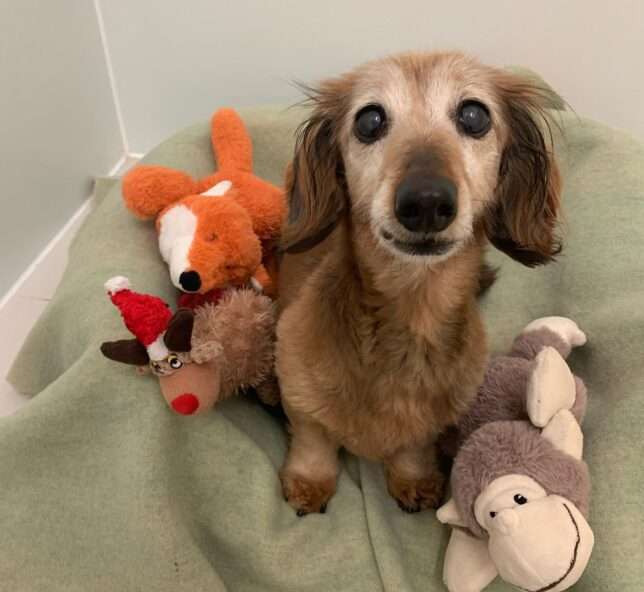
[
  {"x1": 523, "y1": 316, "x2": 586, "y2": 348},
  {"x1": 280, "y1": 471, "x2": 336, "y2": 517},
  {"x1": 385, "y1": 467, "x2": 446, "y2": 513}
]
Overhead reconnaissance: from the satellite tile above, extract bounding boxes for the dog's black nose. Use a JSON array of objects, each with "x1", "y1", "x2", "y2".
[
  {"x1": 394, "y1": 175, "x2": 457, "y2": 233},
  {"x1": 179, "y1": 271, "x2": 201, "y2": 292}
]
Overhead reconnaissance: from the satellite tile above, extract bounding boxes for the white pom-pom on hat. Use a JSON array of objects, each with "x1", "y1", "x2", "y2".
[{"x1": 105, "y1": 276, "x2": 131, "y2": 294}]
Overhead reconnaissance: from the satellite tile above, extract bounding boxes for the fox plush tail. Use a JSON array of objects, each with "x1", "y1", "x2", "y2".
[{"x1": 211, "y1": 108, "x2": 253, "y2": 173}]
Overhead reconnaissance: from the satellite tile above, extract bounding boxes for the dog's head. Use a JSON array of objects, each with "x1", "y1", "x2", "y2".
[{"x1": 283, "y1": 52, "x2": 561, "y2": 267}]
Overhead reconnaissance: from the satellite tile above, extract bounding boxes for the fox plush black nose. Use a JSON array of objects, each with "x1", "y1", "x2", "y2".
[
  {"x1": 179, "y1": 271, "x2": 201, "y2": 292},
  {"x1": 394, "y1": 175, "x2": 457, "y2": 233}
]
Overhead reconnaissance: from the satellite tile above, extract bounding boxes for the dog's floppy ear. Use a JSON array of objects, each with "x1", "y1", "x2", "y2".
[
  {"x1": 281, "y1": 80, "x2": 350, "y2": 254},
  {"x1": 486, "y1": 73, "x2": 562, "y2": 266}
]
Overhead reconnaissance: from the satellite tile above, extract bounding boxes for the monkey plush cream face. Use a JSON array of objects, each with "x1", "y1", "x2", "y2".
[{"x1": 475, "y1": 475, "x2": 594, "y2": 592}]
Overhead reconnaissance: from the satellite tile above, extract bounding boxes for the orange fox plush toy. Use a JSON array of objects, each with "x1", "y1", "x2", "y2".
[{"x1": 122, "y1": 109, "x2": 285, "y2": 302}]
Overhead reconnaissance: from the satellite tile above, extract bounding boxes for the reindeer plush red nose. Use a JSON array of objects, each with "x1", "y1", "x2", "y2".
[
  {"x1": 159, "y1": 361, "x2": 222, "y2": 416},
  {"x1": 170, "y1": 393, "x2": 200, "y2": 415}
]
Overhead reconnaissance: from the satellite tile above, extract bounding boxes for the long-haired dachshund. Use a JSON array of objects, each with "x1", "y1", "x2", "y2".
[{"x1": 276, "y1": 52, "x2": 561, "y2": 515}]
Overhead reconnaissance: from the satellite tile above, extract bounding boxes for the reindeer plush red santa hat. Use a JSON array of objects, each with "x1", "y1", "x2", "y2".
[{"x1": 104, "y1": 276, "x2": 173, "y2": 361}]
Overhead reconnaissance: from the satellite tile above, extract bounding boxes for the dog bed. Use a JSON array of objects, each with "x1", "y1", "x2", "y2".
[{"x1": 2, "y1": 93, "x2": 644, "y2": 591}]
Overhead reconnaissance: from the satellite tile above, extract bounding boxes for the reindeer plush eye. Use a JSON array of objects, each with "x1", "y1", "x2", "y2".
[
  {"x1": 151, "y1": 362, "x2": 162, "y2": 373},
  {"x1": 514, "y1": 494, "x2": 528, "y2": 505},
  {"x1": 168, "y1": 355, "x2": 183, "y2": 370},
  {"x1": 354, "y1": 104, "x2": 388, "y2": 144},
  {"x1": 457, "y1": 100, "x2": 491, "y2": 138}
]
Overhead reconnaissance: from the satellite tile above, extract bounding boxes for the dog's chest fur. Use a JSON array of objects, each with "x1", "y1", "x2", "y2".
[{"x1": 277, "y1": 248, "x2": 487, "y2": 460}]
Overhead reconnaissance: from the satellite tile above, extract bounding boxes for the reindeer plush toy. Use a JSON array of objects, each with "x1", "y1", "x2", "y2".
[
  {"x1": 122, "y1": 109, "x2": 285, "y2": 306},
  {"x1": 437, "y1": 317, "x2": 594, "y2": 592},
  {"x1": 100, "y1": 276, "x2": 279, "y2": 415}
]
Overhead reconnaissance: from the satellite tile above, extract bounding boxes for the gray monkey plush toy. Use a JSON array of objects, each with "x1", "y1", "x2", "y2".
[{"x1": 437, "y1": 317, "x2": 594, "y2": 592}]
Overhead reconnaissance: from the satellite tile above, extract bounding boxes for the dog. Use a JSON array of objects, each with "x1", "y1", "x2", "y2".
[{"x1": 275, "y1": 51, "x2": 561, "y2": 516}]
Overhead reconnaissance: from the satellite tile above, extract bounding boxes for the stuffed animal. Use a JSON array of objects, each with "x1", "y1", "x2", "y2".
[
  {"x1": 100, "y1": 276, "x2": 279, "y2": 415},
  {"x1": 122, "y1": 108, "x2": 285, "y2": 302},
  {"x1": 436, "y1": 317, "x2": 593, "y2": 592}
]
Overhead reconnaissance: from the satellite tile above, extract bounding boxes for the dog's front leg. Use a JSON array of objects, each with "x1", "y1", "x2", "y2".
[
  {"x1": 384, "y1": 442, "x2": 446, "y2": 513},
  {"x1": 279, "y1": 418, "x2": 339, "y2": 516}
]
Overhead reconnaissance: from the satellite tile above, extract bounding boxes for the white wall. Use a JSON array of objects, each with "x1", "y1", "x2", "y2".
[
  {"x1": 0, "y1": 0, "x2": 123, "y2": 298},
  {"x1": 100, "y1": 0, "x2": 644, "y2": 154}
]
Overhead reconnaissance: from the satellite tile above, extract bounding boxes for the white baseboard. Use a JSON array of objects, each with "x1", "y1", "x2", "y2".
[
  {"x1": 0, "y1": 197, "x2": 94, "y2": 312},
  {"x1": 108, "y1": 153, "x2": 127, "y2": 177}
]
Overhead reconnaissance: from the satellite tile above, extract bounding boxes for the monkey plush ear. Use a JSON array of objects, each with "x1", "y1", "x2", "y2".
[
  {"x1": 438, "y1": 499, "x2": 498, "y2": 591},
  {"x1": 437, "y1": 498, "x2": 468, "y2": 528},
  {"x1": 443, "y1": 529, "x2": 498, "y2": 592},
  {"x1": 100, "y1": 339, "x2": 150, "y2": 366},
  {"x1": 163, "y1": 309, "x2": 194, "y2": 352}
]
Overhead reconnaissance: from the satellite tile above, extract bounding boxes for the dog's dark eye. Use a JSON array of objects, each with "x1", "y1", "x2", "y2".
[
  {"x1": 354, "y1": 104, "x2": 387, "y2": 144},
  {"x1": 514, "y1": 494, "x2": 528, "y2": 505},
  {"x1": 457, "y1": 100, "x2": 491, "y2": 138}
]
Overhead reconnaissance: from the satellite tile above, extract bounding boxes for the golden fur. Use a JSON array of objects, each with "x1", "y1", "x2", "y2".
[{"x1": 276, "y1": 52, "x2": 562, "y2": 515}]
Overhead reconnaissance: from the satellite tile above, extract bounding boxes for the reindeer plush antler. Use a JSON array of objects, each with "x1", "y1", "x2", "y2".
[
  {"x1": 122, "y1": 109, "x2": 285, "y2": 299},
  {"x1": 100, "y1": 276, "x2": 279, "y2": 415}
]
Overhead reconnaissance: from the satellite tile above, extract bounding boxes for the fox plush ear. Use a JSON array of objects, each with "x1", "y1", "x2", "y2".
[
  {"x1": 163, "y1": 309, "x2": 194, "y2": 352},
  {"x1": 122, "y1": 166, "x2": 199, "y2": 219},
  {"x1": 101, "y1": 339, "x2": 150, "y2": 366},
  {"x1": 486, "y1": 72, "x2": 562, "y2": 266}
]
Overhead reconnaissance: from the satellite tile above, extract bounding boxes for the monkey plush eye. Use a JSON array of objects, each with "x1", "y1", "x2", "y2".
[
  {"x1": 168, "y1": 355, "x2": 183, "y2": 370},
  {"x1": 514, "y1": 494, "x2": 528, "y2": 505},
  {"x1": 457, "y1": 100, "x2": 491, "y2": 138},
  {"x1": 151, "y1": 362, "x2": 162, "y2": 373},
  {"x1": 354, "y1": 104, "x2": 388, "y2": 144}
]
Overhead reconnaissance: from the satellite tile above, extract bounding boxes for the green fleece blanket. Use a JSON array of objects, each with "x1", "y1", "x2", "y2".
[{"x1": 3, "y1": 99, "x2": 644, "y2": 591}]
